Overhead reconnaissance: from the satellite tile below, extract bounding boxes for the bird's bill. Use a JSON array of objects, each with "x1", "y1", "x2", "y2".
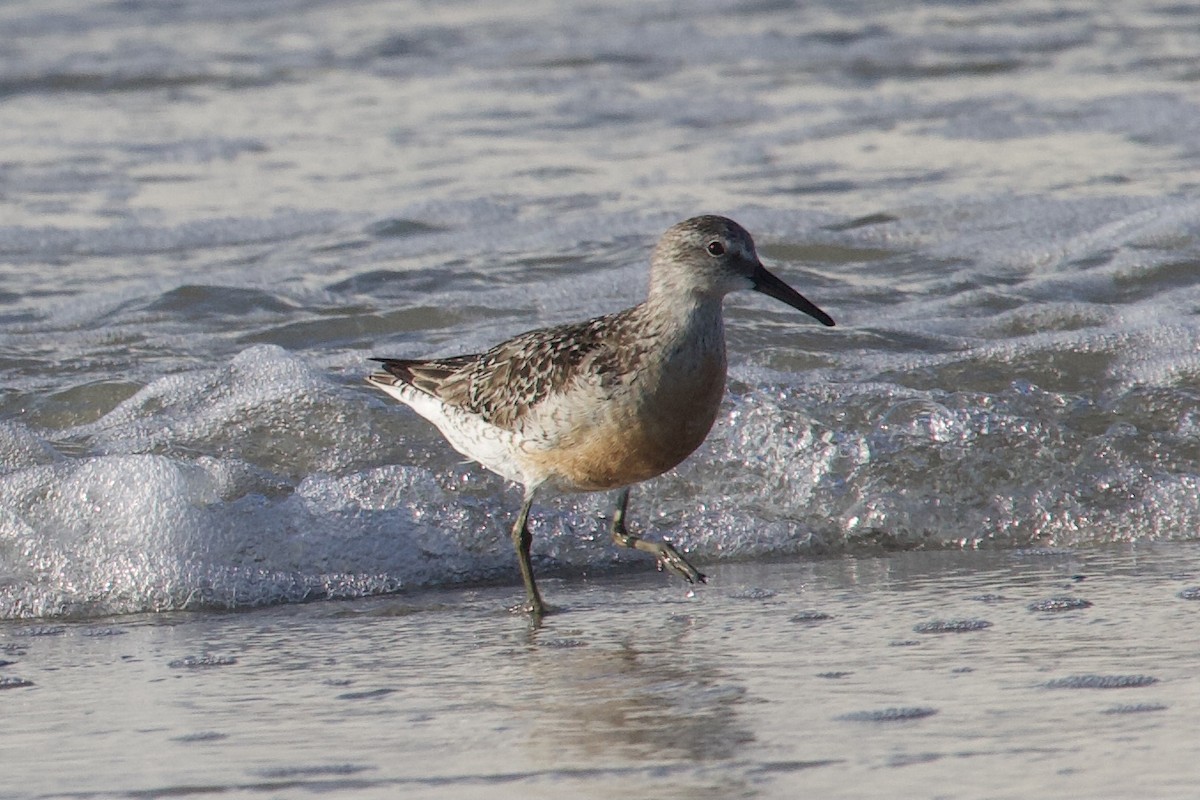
[{"x1": 751, "y1": 263, "x2": 836, "y2": 327}]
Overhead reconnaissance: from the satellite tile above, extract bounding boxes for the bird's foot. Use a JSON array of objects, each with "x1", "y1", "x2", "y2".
[
  {"x1": 650, "y1": 540, "x2": 708, "y2": 585},
  {"x1": 509, "y1": 597, "x2": 549, "y2": 618},
  {"x1": 612, "y1": 520, "x2": 707, "y2": 585}
]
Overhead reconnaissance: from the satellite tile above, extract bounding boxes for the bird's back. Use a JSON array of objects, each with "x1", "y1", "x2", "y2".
[{"x1": 372, "y1": 306, "x2": 637, "y2": 425}]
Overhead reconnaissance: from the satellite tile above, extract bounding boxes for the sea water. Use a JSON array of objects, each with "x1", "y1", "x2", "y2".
[
  {"x1": 4, "y1": 548, "x2": 1200, "y2": 799},
  {"x1": 2, "y1": 0, "x2": 1200, "y2": 796}
]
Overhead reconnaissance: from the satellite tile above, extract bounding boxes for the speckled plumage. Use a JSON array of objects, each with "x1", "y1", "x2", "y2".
[
  {"x1": 374, "y1": 306, "x2": 643, "y2": 431},
  {"x1": 368, "y1": 215, "x2": 835, "y2": 615}
]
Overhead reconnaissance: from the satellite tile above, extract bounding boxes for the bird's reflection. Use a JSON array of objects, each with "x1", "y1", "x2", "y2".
[{"x1": 512, "y1": 614, "x2": 755, "y2": 767}]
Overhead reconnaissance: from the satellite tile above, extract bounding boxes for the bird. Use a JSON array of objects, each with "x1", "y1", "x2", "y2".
[{"x1": 367, "y1": 215, "x2": 835, "y2": 616}]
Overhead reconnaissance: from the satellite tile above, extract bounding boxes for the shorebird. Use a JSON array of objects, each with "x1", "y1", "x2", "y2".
[{"x1": 368, "y1": 215, "x2": 834, "y2": 616}]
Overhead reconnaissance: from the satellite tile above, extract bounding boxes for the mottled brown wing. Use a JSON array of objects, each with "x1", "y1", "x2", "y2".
[
  {"x1": 374, "y1": 308, "x2": 636, "y2": 430},
  {"x1": 372, "y1": 354, "x2": 479, "y2": 397}
]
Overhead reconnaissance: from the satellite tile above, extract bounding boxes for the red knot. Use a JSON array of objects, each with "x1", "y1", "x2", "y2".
[{"x1": 368, "y1": 215, "x2": 835, "y2": 616}]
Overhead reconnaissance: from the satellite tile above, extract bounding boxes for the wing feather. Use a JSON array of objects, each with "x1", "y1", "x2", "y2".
[{"x1": 371, "y1": 307, "x2": 642, "y2": 430}]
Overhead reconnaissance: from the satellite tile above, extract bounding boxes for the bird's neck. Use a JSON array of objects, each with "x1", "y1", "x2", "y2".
[
  {"x1": 639, "y1": 290, "x2": 727, "y2": 356},
  {"x1": 644, "y1": 283, "x2": 723, "y2": 321}
]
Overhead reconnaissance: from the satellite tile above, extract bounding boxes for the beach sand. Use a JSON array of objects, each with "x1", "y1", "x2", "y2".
[{"x1": 4, "y1": 544, "x2": 1198, "y2": 799}]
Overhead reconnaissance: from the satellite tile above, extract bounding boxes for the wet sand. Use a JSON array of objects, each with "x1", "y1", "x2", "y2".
[{"x1": 3, "y1": 544, "x2": 1199, "y2": 799}]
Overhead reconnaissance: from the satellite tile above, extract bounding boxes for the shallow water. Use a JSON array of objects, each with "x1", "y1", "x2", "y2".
[{"x1": 4, "y1": 545, "x2": 1200, "y2": 799}]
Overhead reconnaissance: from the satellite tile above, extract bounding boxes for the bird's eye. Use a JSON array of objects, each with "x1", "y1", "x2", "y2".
[{"x1": 706, "y1": 241, "x2": 725, "y2": 256}]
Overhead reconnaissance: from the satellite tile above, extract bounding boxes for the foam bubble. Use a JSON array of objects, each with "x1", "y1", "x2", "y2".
[
  {"x1": 0, "y1": 422, "x2": 59, "y2": 475},
  {"x1": 67, "y1": 345, "x2": 382, "y2": 476}
]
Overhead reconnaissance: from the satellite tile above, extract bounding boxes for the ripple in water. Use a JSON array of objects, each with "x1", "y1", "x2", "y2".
[
  {"x1": 82, "y1": 627, "x2": 128, "y2": 637},
  {"x1": 172, "y1": 731, "x2": 229, "y2": 742},
  {"x1": 336, "y1": 687, "x2": 397, "y2": 701},
  {"x1": 913, "y1": 619, "x2": 992, "y2": 633},
  {"x1": 538, "y1": 638, "x2": 589, "y2": 649},
  {"x1": 1101, "y1": 703, "x2": 1168, "y2": 714},
  {"x1": 1044, "y1": 674, "x2": 1159, "y2": 689},
  {"x1": 1027, "y1": 597, "x2": 1093, "y2": 612},
  {"x1": 256, "y1": 764, "x2": 372, "y2": 779},
  {"x1": 730, "y1": 588, "x2": 777, "y2": 601},
  {"x1": 838, "y1": 707, "x2": 939, "y2": 723},
  {"x1": 168, "y1": 654, "x2": 238, "y2": 669},
  {"x1": 14, "y1": 626, "x2": 66, "y2": 637}
]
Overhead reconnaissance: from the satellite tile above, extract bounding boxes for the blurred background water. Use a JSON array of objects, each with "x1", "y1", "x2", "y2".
[
  {"x1": 6, "y1": 3, "x2": 1200, "y2": 799},
  {"x1": 2, "y1": 0, "x2": 1200, "y2": 620}
]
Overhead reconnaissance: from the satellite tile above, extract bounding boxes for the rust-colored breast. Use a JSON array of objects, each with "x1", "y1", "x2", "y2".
[{"x1": 525, "y1": 347, "x2": 727, "y2": 492}]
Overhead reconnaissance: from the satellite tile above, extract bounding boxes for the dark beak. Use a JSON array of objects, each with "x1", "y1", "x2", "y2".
[{"x1": 751, "y1": 262, "x2": 836, "y2": 327}]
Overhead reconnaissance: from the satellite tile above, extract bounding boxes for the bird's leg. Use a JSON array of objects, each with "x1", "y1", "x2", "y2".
[
  {"x1": 511, "y1": 492, "x2": 546, "y2": 617},
  {"x1": 609, "y1": 487, "x2": 706, "y2": 584}
]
